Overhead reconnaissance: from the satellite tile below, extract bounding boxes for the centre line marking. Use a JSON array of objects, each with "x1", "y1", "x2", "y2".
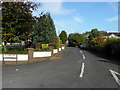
[
  {"x1": 82, "y1": 54, "x2": 85, "y2": 60},
  {"x1": 80, "y1": 51, "x2": 86, "y2": 60},
  {"x1": 80, "y1": 51, "x2": 82, "y2": 53},
  {"x1": 79, "y1": 63, "x2": 85, "y2": 78},
  {"x1": 110, "y1": 69, "x2": 120, "y2": 86}
]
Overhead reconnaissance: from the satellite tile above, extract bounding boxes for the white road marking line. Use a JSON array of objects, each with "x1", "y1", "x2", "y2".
[
  {"x1": 112, "y1": 70, "x2": 120, "y2": 76},
  {"x1": 80, "y1": 51, "x2": 83, "y2": 53},
  {"x1": 79, "y1": 63, "x2": 85, "y2": 77},
  {"x1": 110, "y1": 69, "x2": 120, "y2": 86},
  {"x1": 80, "y1": 51, "x2": 85, "y2": 60},
  {"x1": 82, "y1": 54, "x2": 85, "y2": 60}
]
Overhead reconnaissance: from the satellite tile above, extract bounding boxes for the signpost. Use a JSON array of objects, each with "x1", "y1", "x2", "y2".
[{"x1": 3, "y1": 54, "x2": 18, "y2": 64}]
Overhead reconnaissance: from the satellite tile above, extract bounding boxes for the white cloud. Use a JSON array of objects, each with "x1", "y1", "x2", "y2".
[
  {"x1": 74, "y1": 16, "x2": 82, "y2": 23},
  {"x1": 35, "y1": 2, "x2": 74, "y2": 15},
  {"x1": 106, "y1": 16, "x2": 118, "y2": 22}
]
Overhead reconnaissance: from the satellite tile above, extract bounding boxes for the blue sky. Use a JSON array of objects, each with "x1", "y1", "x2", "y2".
[{"x1": 32, "y1": 2, "x2": 118, "y2": 35}]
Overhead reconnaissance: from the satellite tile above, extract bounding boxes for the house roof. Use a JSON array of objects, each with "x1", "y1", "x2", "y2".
[{"x1": 103, "y1": 32, "x2": 120, "y2": 37}]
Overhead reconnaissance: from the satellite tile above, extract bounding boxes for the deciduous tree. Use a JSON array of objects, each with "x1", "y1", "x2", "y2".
[{"x1": 2, "y1": 2, "x2": 39, "y2": 43}]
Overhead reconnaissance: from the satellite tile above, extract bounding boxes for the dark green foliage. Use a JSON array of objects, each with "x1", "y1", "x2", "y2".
[
  {"x1": 68, "y1": 33, "x2": 76, "y2": 47},
  {"x1": 68, "y1": 33, "x2": 87, "y2": 47},
  {"x1": 88, "y1": 29, "x2": 100, "y2": 41},
  {"x1": 32, "y1": 13, "x2": 57, "y2": 45},
  {"x1": 86, "y1": 29, "x2": 106, "y2": 48},
  {"x1": 34, "y1": 47, "x2": 50, "y2": 51},
  {"x1": 2, "y1": 2, "x2": 39, "y2": 43},
  {"x1": 35, "y1": 42, "x2": 42, "y2": 49},
  {"x1": 103, "y1": 38, "x2": 120, "y2": 57},
  {"x1": 49, "y1": 37, "x2": 62, "y2": 49},
  {"x1": 57, "y1": 37, "x2": 62, "y2": 47},
  {"x1": 59, "y1": 30, "x2": 67, "y2": 44},
  {"x1": 2, "y1": 46, "x2": 27, "y2": 54}
]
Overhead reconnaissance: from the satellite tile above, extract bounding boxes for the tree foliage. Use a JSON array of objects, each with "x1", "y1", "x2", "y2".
[
  {"x1": 68, "y1": 33, "x2": 87, "y2": 47},
  {"x1": 90, "y1": 36, "x2": 106, "y2": 51},
  {"x1": 59, "y1": 30, "x2": 67, "y2": 44},
  {"x1": 88, "y1": 29, "x2": 106, "y2": 41},
  {"x1": 2, "y1": 2, "x2": 39, "y2": 43},
  {"x1": 31, "y1": 13, "x2": 57, "y2": 44},
  {"x1": 68, "y1": 29, "x2": 106, "y2": 47}
]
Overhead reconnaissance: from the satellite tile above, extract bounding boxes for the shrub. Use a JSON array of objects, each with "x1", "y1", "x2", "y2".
[
  {"x1": 49, "y1": 43, "x2": 56, "y2": 47},
  {"x1": 57, "y1": 37, "x2": 62, "y2": 47},
  {"x1": 42, "y1": 44, "x2": 49, "y2": 49},
  {"x1": 34, "y1": 47, "x2": 50, "y2": 51},
  {"x1": 35, "y1": 42, "x2": 42, "y2": 49},
  {"x1": 41, "y1": 48, "x2": 50, "y2": 51},
  {"x1": 35, "y1": 47, "x2": 41, "y2": 51},
  {"x1": 3, "y1": 50, "x2": 28, "y2": 54},
  {"x1": 103, "y1": 38, "x2": 120, "y2": 57},
  {"x1": 2, "y1": 46, "x2": 27, "y2": 54},
  {"x1": 49, "y1": 43, "x2": 58, "y2": 49}
]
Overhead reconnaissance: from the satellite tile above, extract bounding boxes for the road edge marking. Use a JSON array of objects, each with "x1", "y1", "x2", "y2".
[
  {"x1": 79, "y1": 63, "x2": 85, "y2": 78},
  {"x1": 110, "y1": 69, "x2": 120, "y2": 86}
]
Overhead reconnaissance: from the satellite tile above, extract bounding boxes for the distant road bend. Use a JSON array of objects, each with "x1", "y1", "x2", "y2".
[{"x1": 3, "y1": 47, "x2": 120, "y2": 88}]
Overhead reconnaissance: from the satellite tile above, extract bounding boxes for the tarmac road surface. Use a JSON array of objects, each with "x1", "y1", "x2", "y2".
[{"x1": 2, "y1": 47, "x2": 120, "y2": 88}]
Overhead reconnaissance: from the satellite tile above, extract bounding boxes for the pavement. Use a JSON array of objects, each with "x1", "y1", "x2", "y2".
[{"x1": 2, "y1": 47, "x2": 120, "y2": 88}]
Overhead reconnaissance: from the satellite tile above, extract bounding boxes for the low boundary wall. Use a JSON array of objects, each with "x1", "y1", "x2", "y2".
[{"x1": 1, "y1": 45, "x2": 65, "y2": 63}]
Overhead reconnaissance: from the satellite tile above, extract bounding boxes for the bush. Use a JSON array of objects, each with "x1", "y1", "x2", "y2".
[
  {"x1": 49, "y1": 37, "x2": 62, "y2": 49},
  {"x1": 57, "y1": 37, "x2": 62, "y2": 47},
  {"x1": 35, "y1": 42, "x2": 42, "y2": 49},
  {"x1": 1, "y1": 46, "x2": 27, "y2": 54},
  {"x1": 34, "y1": 43, "x2": 50, "y2": 51},
  {"x1": 41, "y1": 48, "x2": 50, "y2": 51},
  {"x1": 49, "y1": 43, "x2": 58, "y2": 49},
  {"x1": 103, "y1": 38, "x2": 120, "y2": 57},
  {"x1": 2, "y1": 47, "x2": 28, "y2": 54},
  {"x1": 3, "y1": 50, "x2": 28, "y2": 54},
  {"x1": 34, "y1": 47, "x2": 50, "y2": 51},
  {"x1": 42, "y1": 44, "x2": 49, "y2": 49}
]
